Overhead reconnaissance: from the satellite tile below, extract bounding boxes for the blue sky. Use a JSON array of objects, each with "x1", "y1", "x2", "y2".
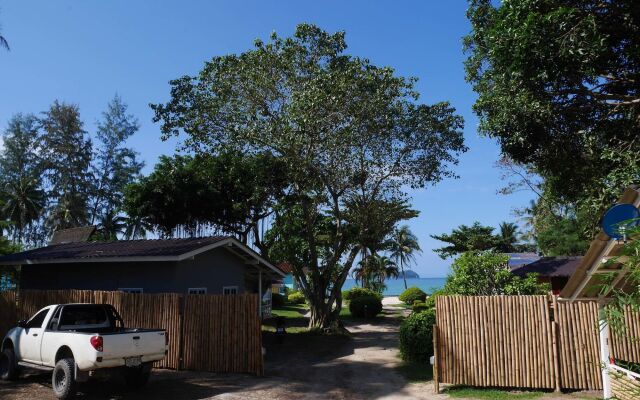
[{"x1": 0, "y1": 1, "x2": 535, "y2": 277}]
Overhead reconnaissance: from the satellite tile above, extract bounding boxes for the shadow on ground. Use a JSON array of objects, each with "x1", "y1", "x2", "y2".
[{"x1": 0, "y1": 308, "x2": 425, "y2": 400}]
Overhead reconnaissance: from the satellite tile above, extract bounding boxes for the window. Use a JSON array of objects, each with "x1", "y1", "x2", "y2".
[
  {"x1": 47, "y1": 306, "x2": 62, "y2": 330},
  {"x1": 223, "y1": 286, "x2": 238, "y2": 295},
  {"x1": 58, "y1": 305, "x2": 110, "y2": 331},
  {"x1": 188, "y1": 287, "x2": 207, "y2": 295},
  {"x1": 119, "y1": 288, "x2": 143, "y2": 294},
  {"x1": 27, "y1": 308, "x2": 50, "y2": 329}
]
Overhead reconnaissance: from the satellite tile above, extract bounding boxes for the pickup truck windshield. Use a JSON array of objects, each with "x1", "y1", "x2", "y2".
[{"x1": 54, "y1": 305, "x2": 122, "y2": 332}]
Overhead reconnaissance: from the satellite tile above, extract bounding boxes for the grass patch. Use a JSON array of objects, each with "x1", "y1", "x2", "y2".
[
  {"x1": 444, "y1": 386, "x2": 544, "y2": 400},
  {"x1": 262, "y1": 304, "x2": 309, "y2": 334},
  {"x1": 271, "y1": 305, "x2": 308, "y2": 318},
  {"x1": 395, "y1": 361, "x2": 433, "y2": 382}
]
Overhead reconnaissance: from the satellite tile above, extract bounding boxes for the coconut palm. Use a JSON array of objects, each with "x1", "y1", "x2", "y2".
[
  {"x1": 388, "y1": 225, "x2": 421, "y2": 289},
  {"x1": 1, "y1": 176, "x2": 45, "y2": 243},
  {"x1": 123, "y1": 214, "x2": 151, "y2": 240},
  {"x1": 497, "y1": 222, "x2": 519, "y2": 252},
  {"x1": 96, "y1": 209, "x2": 128, "y2": 240},
  {"x1": 353, "y1": 253, "x2": 399, "y2": 293}
]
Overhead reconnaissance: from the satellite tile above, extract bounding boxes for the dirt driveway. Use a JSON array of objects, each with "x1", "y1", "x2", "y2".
[{"x1": 0, "y1": 302, "x2": 443, "y2": 400}]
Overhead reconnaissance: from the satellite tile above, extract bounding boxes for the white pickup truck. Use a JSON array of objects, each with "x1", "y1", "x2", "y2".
[{"x1": 0, "y1": 303, "x2": 167, "y2": 399}]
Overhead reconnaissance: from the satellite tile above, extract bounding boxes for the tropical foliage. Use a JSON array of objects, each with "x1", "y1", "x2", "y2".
[
  {"x1": 431, "y1": 221, "x2": 530, "y2": 259},
  {"x1": 124, "y1": 152, "x2": 288, "y2": 250},
  {"x1": 389, "y1": 225, "x2": 421, "y2": 289},
  {"x1": 443, "y1": 251, "x2": 549, "y2": 296},
  {"x1": 352, "y1": 254, "x2": 399, "y2": 294},
  {"x1": 0, "y1": 96, "x2": 143, "y2": 247},
  {"x1": 466, "y1": 0, "x2": 640, "y2": 238}
]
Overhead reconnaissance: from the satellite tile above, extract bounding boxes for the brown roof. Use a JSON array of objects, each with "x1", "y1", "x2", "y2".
[
  {"x1": 49, "y1": 226, "x2": 97, "y2": 245},
  {"x1": 511, "y1": 257, "x2": 582, "y2": 278},
  {"x1": 276, "y1": 262, "x2": 293, "y2": 274}
]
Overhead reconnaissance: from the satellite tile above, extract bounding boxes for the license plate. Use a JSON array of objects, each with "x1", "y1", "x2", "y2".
[{"x1": 125, "y1": 356, "x2": 142, "y2": 367}]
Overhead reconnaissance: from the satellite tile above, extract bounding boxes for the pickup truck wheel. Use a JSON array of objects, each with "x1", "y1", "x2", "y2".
[
  {"x1": 123, "y1": 362, "x2": 151, "y2": 390},
  {"x1": 52, "y1": 358, "x2": 77, "y2": 399},
  {"x1": 0, "y1": 348, "x2": 19, "y2": 381}
]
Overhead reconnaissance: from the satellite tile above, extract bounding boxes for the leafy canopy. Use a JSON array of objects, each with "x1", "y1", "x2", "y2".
[
  {"x1": 151, "y1": 24, "x2": 466, "y2": 329},
  {"x1": 465, "y1": 0, "x2": 640, "y2": 215},
  {"x1": 444, "y1": 251, "x2": 549, "y2": 296},
  {"x1": 124, "y1": 152, "x2": 288, "y2": 248}
]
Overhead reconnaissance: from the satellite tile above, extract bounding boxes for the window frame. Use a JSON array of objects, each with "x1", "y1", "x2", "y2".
[
  {"x1": 187, "y1": 287, "x2": 207, "y2": 295},
  {"x1": 26, "y1": 307, "x2": 51, "y2": 329},
  {"x1": 222, "y1": 286, "x2": 238, "y2": 295}
]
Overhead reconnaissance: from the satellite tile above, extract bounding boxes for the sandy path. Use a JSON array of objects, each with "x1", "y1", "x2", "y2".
[{"x1": 215, "y1": 300, "x2": 447, "y2": 400}]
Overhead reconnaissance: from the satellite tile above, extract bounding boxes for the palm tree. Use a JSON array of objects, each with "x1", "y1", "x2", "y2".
[
  {"x1": 97, "y1": 209, "x2": 127, "y2": 240},
  {"x1": 123, "y1": 214, "x2": 151, "y2": 240},
  {"x1": 1, "y1": 176, "x2": 45, "y2": 243},
  {"x1": 498, "y1": 222, "x2": 519, "y2": 252},
  {"x1": 388, "y1": 225, "x2": 421, "y2": 289},
  {"x1": 352, "y1": 253, "x2": 399, "y2": 293}
]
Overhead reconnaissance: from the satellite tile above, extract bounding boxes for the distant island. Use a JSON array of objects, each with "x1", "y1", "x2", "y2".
[{"x1": 399, "y1": 270, "x2": 420, "y2": 279}]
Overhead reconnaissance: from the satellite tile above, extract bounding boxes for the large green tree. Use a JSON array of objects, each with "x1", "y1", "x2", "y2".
[
  {"x1": 151, "y1": 24, "x2": 466, "y2": 330},
  {"x1": 431, "y1": 222, "x2": 500, "y2": 259},
  {"x1": 40, "y1": 101, "x2": 93, "y2": 231},
  {"x1": 124, "y1": 152, "x2": 288, "y2": 250},
  {"x1": 0, "y1": 114, "x2": 46, "y2": 245},
  {"x1": 90, "y1": 95, "x2": 143, "y2": 227},
  {"x1": 466, "y1": 0, "x2": 640, "y2": 223}
]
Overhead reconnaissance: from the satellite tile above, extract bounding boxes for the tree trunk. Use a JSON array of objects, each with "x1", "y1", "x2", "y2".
[{"x1": 401, "y1": 259, "x2": 407, "y2": 289}]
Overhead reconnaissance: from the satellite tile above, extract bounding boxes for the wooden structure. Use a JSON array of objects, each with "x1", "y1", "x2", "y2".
[
  {"x1": 0, "y1": 289, "x2": 263, "y2": 375},
  {"x1": 434, "y1": 294, "x2": 640, "y2": 392},
  {"x1": 559, "y1": 186, "x2": 640, "y2": 398}
]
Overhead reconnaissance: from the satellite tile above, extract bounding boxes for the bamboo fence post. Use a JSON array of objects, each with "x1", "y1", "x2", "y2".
[{"x1": 433, "y1": 323, "x2": 439, "y2": 394}]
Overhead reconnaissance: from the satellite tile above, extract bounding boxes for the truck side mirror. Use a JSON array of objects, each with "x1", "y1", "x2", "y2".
[{"x1": 17, "y1": 319, "x2": 27, "y2": 328}]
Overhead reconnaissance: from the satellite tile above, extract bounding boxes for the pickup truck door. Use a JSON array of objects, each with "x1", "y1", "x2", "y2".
[{"x1": 19, "y1": 307, "x2": 51, "y2": 364}]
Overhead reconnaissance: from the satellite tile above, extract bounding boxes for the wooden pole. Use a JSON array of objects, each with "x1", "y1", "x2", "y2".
[
  {"x1": 598, "y1": 305, "x2": 612, "y2": 398},
  {"x1": 552, "y1": 320, "x2": 561, "y2": 392},
  {"x1": 433, "y1": 323, "x2": 439, "y2": 394}
]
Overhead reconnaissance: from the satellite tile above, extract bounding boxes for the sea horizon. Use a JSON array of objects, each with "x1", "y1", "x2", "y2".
[{"x1": 343, "y1": 277, "x2": 447, "y2": 297}]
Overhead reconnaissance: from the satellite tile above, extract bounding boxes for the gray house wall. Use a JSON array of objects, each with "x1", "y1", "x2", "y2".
[{"x1": 19, "y1": 247, "x2": 265, "y2": 295}]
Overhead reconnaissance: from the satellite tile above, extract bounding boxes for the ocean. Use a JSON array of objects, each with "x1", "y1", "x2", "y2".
[{"x1": 343, "y1": 277, "x2": 447, "y2": 297}]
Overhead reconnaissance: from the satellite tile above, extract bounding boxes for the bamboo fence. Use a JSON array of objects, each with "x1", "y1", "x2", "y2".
[
  {"x1": 0, "y1": 289, "x2": 262, "y2": 375},
  {"x1": 610, "y1": 306, "x2": 640, "y2": 364},
  {"x1": 435, "y1": 295, "x2": 556, "y2": 389},
  {"x1": 554, "y1": 299, "x2": 602, "y2": 390},
  {"x1": 435, "y1": 295, "x2": 606, "y2": 391}
]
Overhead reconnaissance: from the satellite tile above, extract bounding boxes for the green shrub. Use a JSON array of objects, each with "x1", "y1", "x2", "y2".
[
  {"x1": 287, "y1": 291, "x2": 306, "y2": 304},
  {"x1": 343, "y1": 287, "x2": 382, "y2": 302},
  {"x1": 272, "y1": 293, "x2": 286, "y2": 307},
  {"x1": 399, "y1": 287, "x2": 427, "y2": 305},
  {"x1": 349, "y1": 295, "x2": 383, "y2": 318},
  {"x1": 412, "y1": 301, "x2": 429, "y2": 313},
  {"x1": 424, "y1": 288, "x2": 445, "y2": 309},
  {"x1": 399, "y1": 308, "x2": 436, "y2": 363}
]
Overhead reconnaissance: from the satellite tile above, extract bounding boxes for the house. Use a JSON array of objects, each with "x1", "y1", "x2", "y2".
[
  {"x1": 511, "y1": 256, "x2": 582, "y2": 294},
  {"x1": 0, "y1": 235, "x2": 285, "y2": 300},
  {"x1": 272, "y1": 262, "x2": 297, "y2": 295}
]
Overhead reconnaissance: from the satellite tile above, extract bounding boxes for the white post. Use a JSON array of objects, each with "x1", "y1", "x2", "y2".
[
  {"x1": 258, "y1": 268, "x2": 262, "y2": 319},
  {"x1": 599, "y1": 307, "x2": 612, "y2": 399}
]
